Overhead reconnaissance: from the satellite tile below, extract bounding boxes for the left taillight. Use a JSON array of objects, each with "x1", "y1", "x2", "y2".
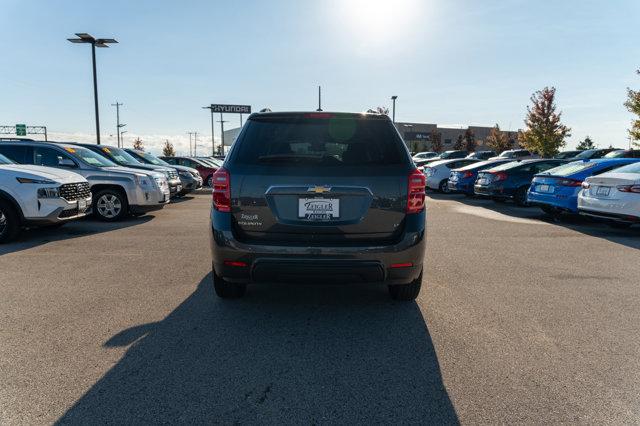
[
  {"x1": 617, "y1": 184, "x2": 640, "y2": 193},
  {"x1": 407, "y1": 168, "x2": 426, "y2": 214},
  {"x1": 212, "y1": 167, "x2": 231, "y2": 212}
]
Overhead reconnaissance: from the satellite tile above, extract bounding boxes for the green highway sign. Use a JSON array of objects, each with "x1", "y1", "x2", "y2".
[{"x1": 16, "y1": 124, "x2": 26, "y2": 136}]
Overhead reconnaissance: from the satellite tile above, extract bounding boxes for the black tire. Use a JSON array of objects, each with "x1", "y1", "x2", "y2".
[
  {"x1": 93, "y1": 189, "x2": 128, "y2": 222},
  {"x1": 514, "y1": 186, "x2": 530, "y2": 207},
  {"x1": 206, "y1": 175, "x2": 213, "y2": 188},
  {"x1": 540, "y1": 205, "x2": 561, "y2": 218},
  {"x1": 388, "y1": 271, "x2": 422, "y2": 301},
  {"x1": 439, "y1": 179, "x2": 451, "y2": 193},
  {"x1": 212, "y1": 267, "x2": 246, "y2": 298},
  {"x1": 0, "y1": 199, "x2": 21, "y2": 244}
]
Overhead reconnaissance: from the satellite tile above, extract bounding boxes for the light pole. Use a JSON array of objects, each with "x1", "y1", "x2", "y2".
[
  {"x1": 120, "y1": 130, "x2": 128, "y2": 147},
  {"x1": 391, "y1": 95, "x2": 398, "y2": 123},
  {"x1": 202, "y1": 105, "x2": 216, "y2": 156},
  {"x1": 68, "y1": 33, "x2": 118, "y2": 145}
]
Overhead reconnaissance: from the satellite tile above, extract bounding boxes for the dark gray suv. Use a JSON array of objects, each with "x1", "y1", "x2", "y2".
[{"x1": 210, "y1": 111, "x2": 426, "y2": 300}]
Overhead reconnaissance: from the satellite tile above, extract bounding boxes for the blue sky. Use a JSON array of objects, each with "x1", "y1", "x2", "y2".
[{"x1": 1, "y1": 0, "x2": 639, "y2": 154}]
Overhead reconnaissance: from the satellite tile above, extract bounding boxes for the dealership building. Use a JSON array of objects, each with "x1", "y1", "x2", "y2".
[{"x1": 394, "y1": 122, "x2": 519, "y2": 153}]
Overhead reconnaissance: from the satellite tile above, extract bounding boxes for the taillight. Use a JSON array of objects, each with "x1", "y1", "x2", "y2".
[
  {"x1": 463, "y1": 171, "x2": 474, "y2": 178},
  {"x1": 407, "y1": 168, "x2": 426, "y2": 214},
  {"x1": 491, "y1": 171, "x2": 508, "y2": 181},
  {"x1": 617, "y1": 184, "x2": 640, "y2": 193},
  {"x1": 212, "y1": 167, "x2": 231, "y2": 212},
  {"x1": 581, "y1": 181, "x2": 591, "y2": 189},
  {"x1": 557, "y1": 178, "x2": 582, "y2": 187}
]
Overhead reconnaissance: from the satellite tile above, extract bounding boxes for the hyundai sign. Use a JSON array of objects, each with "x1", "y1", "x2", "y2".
[{"x1": 209, "y1": 104, "x2": 251, "y2": 114}]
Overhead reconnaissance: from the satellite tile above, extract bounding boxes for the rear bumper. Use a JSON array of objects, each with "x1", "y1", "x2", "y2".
[
  {"x1": 578, "y1": 194, "x2": 640, "y2": 222},
  {"x1": 210, "y1": 211, "x2": 426, "y2": 285},
  {"x1": 527, "y1": 191, "x2": 578, "y2": 213},
  {"x1": 448, "y1": 180, "x2": 473, "y2": 194},
  {"x1": 474, "y1": 184, "x2": 514, "y2": 199}
]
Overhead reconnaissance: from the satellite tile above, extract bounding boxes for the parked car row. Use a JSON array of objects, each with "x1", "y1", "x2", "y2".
[
  {"x1": 425, "y1": 154, "x2": 640, "y2": 227},
  {"x1": 0, "y1": 139, "x2": 215, "y2": 243}
]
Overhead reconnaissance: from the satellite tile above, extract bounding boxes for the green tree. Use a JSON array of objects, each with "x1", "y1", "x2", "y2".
[
  {"x1": 576, "y1": 136, "x2": 596, "y2": 150},
  {"x1": 463, "y1": 128, "x2": 477, "y2": 152},
  {"x1": 485, "y1": 124, "x2": 512, "y2": 154},
  {"x1": 624, "y1": 69, "x2": 640, "y2": 147},
  {"x1": 519, "y1": 87, "x2": 571, "y2": 157},
  {"x1": 430, "y1": 129, "x2": 443, "y2": 153},
  {"x1": 162, "y1": 139, "x2": 175, "y2": 156},
  {"x1": 132, "y1": 137, "x2": 144, "y2": 151}
]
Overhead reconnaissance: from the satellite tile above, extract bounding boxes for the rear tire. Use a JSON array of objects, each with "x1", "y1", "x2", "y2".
[
  {"x1": 93, "y1": 189, "x2": 128, "y2": 222},
  {"x1": 388, "y1": 271, "x2": 422, "y2": 301},
  {"x1": 206, "y1": 175, "x2": 213, "y2": 188},
  {"x1": 514, "y1": 186, "x2": 530, "y2": 207},
  {"x1": 439, "y1": 179, "x2": 450, "y2": 193},
  {"x1": 212, "y1": 267, "x2": 246, "y2": 298},
  {"x1": 0, "y1": 199, "x2": 20, "y2": 244}
]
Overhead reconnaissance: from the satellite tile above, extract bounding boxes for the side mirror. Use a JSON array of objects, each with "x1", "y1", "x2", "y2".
[{"x1": 58, "y1": 158, "x2": 76, "y2": 168}]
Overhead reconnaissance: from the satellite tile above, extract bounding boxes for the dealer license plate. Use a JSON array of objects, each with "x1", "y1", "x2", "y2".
[{"x1": 298, "y1": 198, "x2": 339, "y2": 220}]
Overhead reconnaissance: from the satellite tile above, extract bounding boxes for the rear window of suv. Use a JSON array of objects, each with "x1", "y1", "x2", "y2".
[{"x1": 233, "y1": 115, "x2": 407, "y2": 166}]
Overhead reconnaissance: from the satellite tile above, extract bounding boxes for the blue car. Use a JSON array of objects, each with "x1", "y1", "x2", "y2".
[
  {"x1": 448, "y1": 159, "x2": 511, "y2": 195},
  {"x1": 527, "y1": 158, "x2": 640, "y2": 215}
]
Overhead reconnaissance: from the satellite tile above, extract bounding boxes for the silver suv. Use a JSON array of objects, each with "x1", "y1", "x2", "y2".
[{"x1": 0, "y1": 141, "x2": 169, "y2": 221}]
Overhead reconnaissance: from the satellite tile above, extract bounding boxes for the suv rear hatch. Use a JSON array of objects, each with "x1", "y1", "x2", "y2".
[{"x1": 223, "y1": 112, "x2": 419, "y2": 244}]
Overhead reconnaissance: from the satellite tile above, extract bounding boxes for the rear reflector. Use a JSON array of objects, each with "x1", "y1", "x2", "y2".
[
  {"x1": 390, "y1": 262, "x2": 413, "y2": 268},
  {"x1": 224, "y1": 260, "x2": 247, "y2": 267},
  {"x1": 212, "y1": 167, "x2": 231, "y2": 212},
  {"x1": 407, "y1": 169, "x2": 426, "y2": 214},
  {"x1": 617, "y1": 184, "x2": 640, "y2": 193}
]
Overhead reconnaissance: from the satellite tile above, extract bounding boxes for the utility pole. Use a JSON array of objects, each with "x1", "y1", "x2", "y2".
[
  {"x1": 317, "y1": 85, "x2": 322, "y2": 111},
  {"x1": 202, "y1": 105, "x2": 216, "y2": 156},
  {"x1": 193, "y1": 131, "x2": 198, "y2": 156},
  {"x1": 111, "y1": 102, "x2": 123, "y2": 147},
  {"x1": 391, "y1": 95, "x2": 398, "y2": 123},
  {"x1": 218, "y1": 113, "x2": 228, "y2": 152},
  {"x1": 187, "y1": 131, "x2": 195, "y2": 156}
]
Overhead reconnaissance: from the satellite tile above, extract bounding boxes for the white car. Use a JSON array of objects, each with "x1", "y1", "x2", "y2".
[
  {"x1": 413, "y1": 151, "x2": 438, "y2": 161},
  {"x1": 578, "y1": 162, "x2": 640, "y2": 227},
  {"x1": 422, "y1": 158, "x2": 479, "y2": 192},
  {"x1": 489, "y1": 149, "x2": 538, "y2": 161},
  {"x1": 0, "y1": 153, "x2": 92, "y2": 243}
]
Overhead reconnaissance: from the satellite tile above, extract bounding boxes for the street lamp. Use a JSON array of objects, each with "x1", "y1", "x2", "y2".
[
  {"x1": 120, "y1": 130, "x2": 128, "y2": 147},
  {"x1": 67, "y1": 33, "x2": 118, "y2": 145},
  {"x1": 391, "y1": 95, "x2": 398, "y2": 123}
]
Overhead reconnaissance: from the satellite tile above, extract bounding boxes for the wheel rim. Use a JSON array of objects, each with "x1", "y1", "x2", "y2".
[
  {"x1": 0, "y1": 208, "x2": 7, "y2": 236},
  {"x1": 441, "y1": 181, "x2": 450, "y2": 193},
  {"x1": 97, "y1": 194, "x2": 122, "y2": 218}
]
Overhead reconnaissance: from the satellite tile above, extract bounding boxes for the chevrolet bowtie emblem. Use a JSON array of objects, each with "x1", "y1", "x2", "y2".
[{"x1": 308, "y1": 186, "x2": 331, "y2": 194}]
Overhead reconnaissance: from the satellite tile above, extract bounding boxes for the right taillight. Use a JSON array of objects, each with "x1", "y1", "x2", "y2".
[
  {"x1": 463, "y1": 171, "x2": 474, "y2": 178},
  {"x1": 617, "y1": 184, "x2": 640, "y2": 193},
  {"x1": 212, "y1": 167, "x2": 231, "y2": 212},
  {"x1": 491, "y1": 171, "x2": 508, "y2": 182},
  {"x1": 407, "y1": 168, "x2": 426, "y2": 214}
]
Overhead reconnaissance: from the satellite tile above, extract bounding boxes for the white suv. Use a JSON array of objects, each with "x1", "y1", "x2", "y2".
[{"x1": 0, "y1": 153, "x2": 92, "y2": 243}]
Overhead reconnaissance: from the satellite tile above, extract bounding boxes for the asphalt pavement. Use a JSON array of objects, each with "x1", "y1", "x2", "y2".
[{"x1": 1, "y1": 191, "x2": 639, "y2": 424}]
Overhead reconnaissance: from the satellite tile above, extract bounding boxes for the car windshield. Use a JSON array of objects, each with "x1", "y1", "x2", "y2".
[
  {"x1": 538, "y1": 161, "x2": 597, "y2": 176},
  {"x1": 100, "y1": 147, "x2": 143, "y2": 165},
  {"x1": 603, "y1": 150, "x2": 625, "y2": 158},
  {"x1": 0, "y1": 153, "x2": 13, "y2": 164},
  {"x1": 235, "y1": 115, "x2": 406, "y2": 166},
  {"x1": 609, "y1": 162, "x2": 640, "y2": 174},
  {"x1": 62, "y1": 146, "x2": 116, "y2": 167},
  {"x1": 134, "y1": 151, "x2": 171, "y2": 166},
  {"x1": 487, "y1": 160, "x2": 528, "y2": 171},
  {"x1": 573, "y1": 149, "x2": 598, "y2": 159},
  {"x1": 457, "y1": 160, "x2": 505, "y2": 171},
  {"x1": 197, "y1": 158, "x2": 220, "y2": 167}
]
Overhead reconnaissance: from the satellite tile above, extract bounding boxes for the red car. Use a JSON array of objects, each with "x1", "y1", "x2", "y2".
[{"x1": 160, "y1": 156, "x2": 218, "y2": 187}]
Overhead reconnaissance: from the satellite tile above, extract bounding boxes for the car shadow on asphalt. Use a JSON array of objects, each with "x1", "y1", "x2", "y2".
[
  {"x1": 429, "y1": 192, "x2": 640, "y2": 249},
  {"x1": 56, "y1": 275, "x2": 459, "y2": 425},
  {"x1": 0, "y1": 215, "x2": 154, "y2": 257}
]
